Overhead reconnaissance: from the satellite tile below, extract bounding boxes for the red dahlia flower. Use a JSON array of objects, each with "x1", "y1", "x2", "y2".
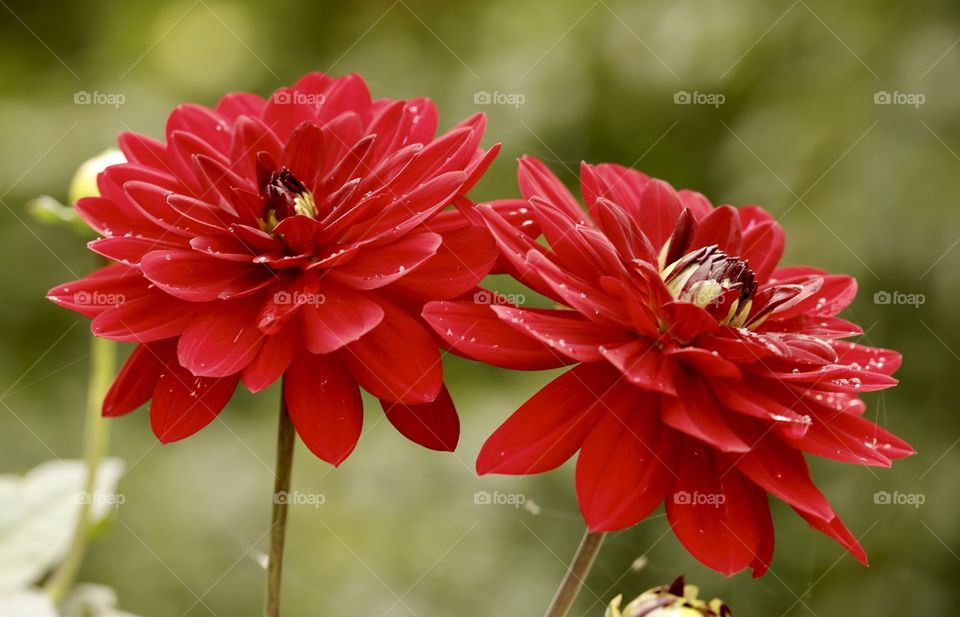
[
  {"x1": 423, "y1": 157, "x2": 913, "y2": 576},
  {"x1": 48, "y1": 72, "x2": 501, "y2": 466}
]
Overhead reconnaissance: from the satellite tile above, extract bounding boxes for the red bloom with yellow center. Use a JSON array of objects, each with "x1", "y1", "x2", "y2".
[
  {"x1": 49, "y1": 72, "x2": 501, "y2": 466},
  {"x1": 424, "y1": 157, "x2": 913, "y2": 576}
]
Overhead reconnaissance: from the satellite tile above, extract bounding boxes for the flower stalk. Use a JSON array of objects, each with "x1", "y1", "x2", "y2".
[
  {"x1": 265, "y1": 395, "x2": 296, "y2": 617},
  {"x1": 544, "y1": 529, "x2": 606, "y2": 617},
  {"x1": 45, "y1": 332, "x2": 116, "y2": 602}
]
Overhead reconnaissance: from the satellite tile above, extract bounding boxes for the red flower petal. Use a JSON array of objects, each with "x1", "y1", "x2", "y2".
[
  {"x1": 91, "y1": 290, "x2": 200, "y2": 342},
  {"x1": 637, "y1": 179, "x2": 683, "y2": 249},
  {"x1": 381, "y1": 385, "x2": 459, "y2": 452},
  {"x1": 733, "y1": 434, "x2": 834, "y2": 521},
  {"x1": 141, "y1": 249, "x2": 265, "y2": 302},
  {"x1": 792, "y1": 507, "x2": 868, "y2": 566},
  {"x1": 787, "y1": 408, "x2": 914, "y2": 466},
  {"x1": 386, "y1": 224, "x2": 497, "y2": 300},
  {"x1": 48, "y1": 264, "x2": 148, "y2": 318},
  {"x1": 103, "y1": 340, "x2": 176, "y2": 417},
  {"x1": 150, "y1": 364, "x2": 238, "y2": 444},
  {"x1": 830, "y1": 341, "x2": 901, "y2": 375},
  {"x1": 89, "y1": 236, "x2": 181, "y2": 264},
  {"x1": 517, "y1": 155, "x2": 585, "y2": 222},
  {"x1": 598, "y1": 341, "x2": 677, "y2": 395},
  {"x1": 300, "y1": 281, "x2": 385, "y2": 354},
  {"x1": 666, "y1": 442, "x2": 771, "y2": 577},
  {"x1": 477, "y1": 363, "x2": 621, "y2": 475},
  {"x1": 661, "y1": 372, "x2": 750, "y2": 453},
  {"x1": 525, "y1": 250, "x2": 631, "y2": 328},
  {"x1": 344, "y1": 301, "x2": 443, "y2": 404},
  {"x1": 739, "y1": 207, "x2": 785, "y2": 282},
  {"x1": 329, "y1": 232, "x2": 441, "y2": 290},
  {"x1": 284, "y1": 350, "x2": 363, "y2": 466},
  {"x1": 423, "y1": 301, "x2": 569, "y2": 370},
  {"x1": 491, "y1": 305, "x2": 628, "y2": 363},
  {"x1": 771, "y1": 273, "x2": 857, "y2": 319},
  {"x1": 665, "y1": 347, "x2": 742, "y2": 379},
  {"x1": 241, "y1": 322, "x2": 299, "y2": 393},
  {"x1": 660, "y1": 301, "x2": 720, "y2": 342},
  {"x1": 580, "y1": 162, "x2": 652, "y2": 220},
  {"x1": 177, "y1": 295, "x2": 265, "y2": 377},
  {"x1": 577, "y1": 394, "x2": 677, "y2": 531},
  {"x1": 690, "y1": 205, "x2": 742, "y2": 255}
]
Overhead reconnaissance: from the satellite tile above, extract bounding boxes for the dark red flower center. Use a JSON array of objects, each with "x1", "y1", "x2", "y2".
[
  {"x1": 660, "y1": 245, "x2": 757, "y2": 326},
  {"x1": 256, "y1": 153, "x2": 318, "y2": 232},
  {"x1": 657, "y1": 209, "x2": 758, "y2": 326}
]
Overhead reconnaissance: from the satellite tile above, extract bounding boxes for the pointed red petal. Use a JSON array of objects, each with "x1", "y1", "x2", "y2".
[
  {"x1": 477, "y1": 363, "x2": 621, "y2": 476},
  {"x1": 381, "y1": 386, "x2": 460, "y2": 452},
  {"x1": 344, "y1": 301, "x2": 442, "y2": 404},
  {"x1": 666, "y1": 442, "x2": 770, "y2": 577},
  {"x1": 792, "y1": 507, "x2": 868, "y2": 566},
  {"x1": 300, "y1": 280, "x2": 385, "y2": 354},
  {"x1": 423, "y1": 301, "x2": 569, "y2": 370},
  {"x1": 177, "y1": 295, "x2": 265, "y2": 377},
  {"x1": 103, "y1": 340, "x2": 176, "y2": 417},
  {"x1": 150, "y1": 365, "x2": 238, "y2": 443},
  {"x1": 329, "y1": 232, "x2": 441, "y2": 290},
  {"x1": 284, "y1": 350, "x2": 363, "y2": 466},
  {"x1": 577, "y1": 394, "x2": 676, "y2": 531}
]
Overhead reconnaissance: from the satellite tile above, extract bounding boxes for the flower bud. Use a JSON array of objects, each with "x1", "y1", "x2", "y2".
[
  {"x1": 28, "y1": 149, "x2": 125, "y2": 235},
  {"x1": 605, "y1": 577, "x2": 731, "y2": 617},
  {"x1": 68, "y1": 148, "x2": 125, "y2": 203}
]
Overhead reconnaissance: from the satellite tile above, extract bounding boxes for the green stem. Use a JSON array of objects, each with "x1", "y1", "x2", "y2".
[
  {"x1": 45, "y1": 334, "x2": 116, "y2": 602},
  {"x1": 543, "y1": 529, "x2": 607, "y2": 617},
  {"x1": 265, "y1": 395, "x2": 295, "y2": 617}
]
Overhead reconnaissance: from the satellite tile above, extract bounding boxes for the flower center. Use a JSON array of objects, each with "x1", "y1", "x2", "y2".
[
  {"x1": 256, "y1": 152, "x2": 318, "y2": 231},
  {"x1": 658, "y1": 243, "x2": 756, "y2": 329},
  {"x1": 262, "y1": 167, "x2": 317, "y2": 227}
]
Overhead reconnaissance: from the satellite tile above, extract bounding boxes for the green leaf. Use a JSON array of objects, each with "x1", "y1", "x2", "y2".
[{"x1": 0, "y1": 459, "x2": 125, "y2": 594}]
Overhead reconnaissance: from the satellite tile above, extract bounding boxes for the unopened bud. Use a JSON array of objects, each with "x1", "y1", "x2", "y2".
[{"x1": 604, "y1": 577, "x2": 731, "y2": 617}]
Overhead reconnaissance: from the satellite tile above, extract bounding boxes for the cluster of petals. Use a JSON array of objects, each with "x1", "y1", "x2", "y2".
[
  {"x1": 49, "y1": 73, "x2": 503, "y2": 465},
  {"x1": 424, "y1": 156, "x2": 913, "y2": 576}
]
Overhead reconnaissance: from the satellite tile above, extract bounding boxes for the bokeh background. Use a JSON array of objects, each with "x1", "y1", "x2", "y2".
[{"x1": 1, "y1": 0, "x2": 958, "y2": 615}]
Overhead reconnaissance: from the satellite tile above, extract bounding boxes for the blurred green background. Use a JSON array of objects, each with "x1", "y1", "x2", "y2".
[{"x1": 1, "y1": 0, "x2": 958, "y2": 615}]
